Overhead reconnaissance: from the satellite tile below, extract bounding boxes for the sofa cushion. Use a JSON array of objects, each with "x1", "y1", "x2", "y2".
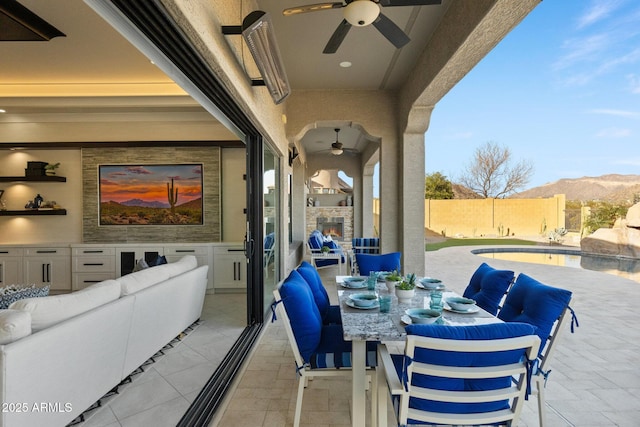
[
  {"x1": 0, "y1": 285, "x2": 50, "y2": 310},
  {"x1": 0, "y1": 309, "x2": 32, "y2": 344},
  {"x1": 120, "y1": 255, "x2": 198, "y2": 296},
  {"x1": 9, "y1": 280, "x2": 122, "y2": 331}
]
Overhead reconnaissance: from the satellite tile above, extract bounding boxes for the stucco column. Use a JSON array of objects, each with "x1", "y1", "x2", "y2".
[
  {"x1": 399, "y1": 106, "x2": 433, "y2": 276},
  {"x1": 361, "y1": 164, "x2": 375, "y2": 236}
]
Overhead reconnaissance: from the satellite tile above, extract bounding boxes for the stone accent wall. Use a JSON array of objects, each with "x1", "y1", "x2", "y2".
[
  {"x1": 82, "y1": 147, "x2": 220, "y2": 243},
  {"x1": 306, "y1": 207, "x2": 353, "y2": 244}
]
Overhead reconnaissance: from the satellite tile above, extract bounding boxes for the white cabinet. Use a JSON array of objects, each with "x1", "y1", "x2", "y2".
[
  {"x1": 115, "y1": 246, "x2": 164, "y2": 277},
  {"x1": 213, "y1": 244, "x2": 246, "y2": 291},
  {"x1": 0, "y1": 247, "x2": 24, "y2": 286},
  {"x1": 164, "y1": 245, "x2": 213, "y2": 290},
  {"x1": 71, "y1": 247, "x2": 116, "y2": 291},
  {"x1": 23, "y1": 247, "x2": 71, "y2": 292}
]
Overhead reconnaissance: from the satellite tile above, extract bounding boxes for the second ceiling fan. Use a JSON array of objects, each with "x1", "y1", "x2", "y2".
[{"x1": 283, "y1": 0, "x2": 442, "y2": 54}]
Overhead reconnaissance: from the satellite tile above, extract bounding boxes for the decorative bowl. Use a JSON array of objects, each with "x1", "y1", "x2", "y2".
[
  {"x1": 405, "y1": 308, "x2": 441, "y2": 324},
  {"x1": 446, "y1": 297, "x2": 477, "y2": 311},
  {"x1": 349, "y1": 293, "x2": 378, "y2": 308},
  {"x1": 419, "y1": 277, "x2": 442, "y2": 290},
  {"x1": 343, "y1": 276, "x2": 366, "y2": 286}
]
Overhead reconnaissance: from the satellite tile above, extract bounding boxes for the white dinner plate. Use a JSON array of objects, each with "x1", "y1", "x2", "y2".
[
  {"x1": 401, "y1": 314, "x2": 447, "y2": 325},
  {"x1": 443, "y1": 302, "x2": 480, "y2": 314},
  {"x1": 345, "y1": 298, "x2": 380, "y2": 310}
]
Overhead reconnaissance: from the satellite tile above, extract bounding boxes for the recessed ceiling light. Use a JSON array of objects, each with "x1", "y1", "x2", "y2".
[
  {"x1": 0, "y1": 109, "x2": 6, "y2": 113},
  {"x1": 339, "y1": 61, "x2": 352, "y2": 68}
]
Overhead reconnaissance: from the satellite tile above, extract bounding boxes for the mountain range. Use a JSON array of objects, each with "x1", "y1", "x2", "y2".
[{"x1": 511, "y1": 174, "x2": 640, "y2": 203}]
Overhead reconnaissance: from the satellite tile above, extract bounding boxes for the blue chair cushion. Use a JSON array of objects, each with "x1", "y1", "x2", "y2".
[
  {"x1": 279, "y1": 270, "x2": 323, "y2": 362},
  {"x1": 397, "y1": 323, "x2": 537, "y2": 417},
  {"x1": 463, "y1": 263, "x2": 514, "y2": 316},
  {"x1": 355, "y1": 252, "x2": 402, "y2": 276},
  {"x1": 297, "y1": 261, "x2": 329, "y2": 316},
  {"x1": 308, "y1": 230, "x2": 323, "y2": 250},
  {"x1": 498, "y1": 273, "x2": 572, "y2": 352},
  {"x1": 352, "y1": 238, "x2": 380, "y2": 254},
  {"x1": 309, "y1": 325, "x2": 378, "y2": 369}
]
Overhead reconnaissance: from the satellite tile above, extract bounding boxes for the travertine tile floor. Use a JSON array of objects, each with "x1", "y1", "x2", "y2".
[
  {"x1": 212, "y1": 246, "x2": 640, "y2": 426},
  {"x1": 79, "y1": 292, "x2": 247, "y2": 427}
]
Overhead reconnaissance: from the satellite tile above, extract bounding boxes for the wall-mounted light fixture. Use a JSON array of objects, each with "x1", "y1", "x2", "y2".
[{"x1": 222, "y1": 11, "x2": 290, "y2": 105}]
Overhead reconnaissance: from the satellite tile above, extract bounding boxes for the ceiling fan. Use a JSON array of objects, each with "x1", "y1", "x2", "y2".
[
  {"x1": 283, "y1": 0, "x2": 442, "y2": 54},
  {"x1": 329, "y1": 128, "x2": 358, "y2": 156}
]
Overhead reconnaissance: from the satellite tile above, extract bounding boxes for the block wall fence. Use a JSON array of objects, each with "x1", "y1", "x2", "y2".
[{"x1": 373, "y1": 195, "x2": 565, "y2": 238}]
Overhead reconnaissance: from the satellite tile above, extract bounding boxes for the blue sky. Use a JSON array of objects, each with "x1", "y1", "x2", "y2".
[{"x1": 424, "y1": 0, "x2": 640, "y2": 191}]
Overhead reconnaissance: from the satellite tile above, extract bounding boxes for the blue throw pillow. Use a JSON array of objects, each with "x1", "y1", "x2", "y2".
[
  {"x1": 279, "y1": 270, "x2": 323, "y2": 362},
  {"x1": 498, "y1": 273, "x2": 572, "y2": 352},
  {"x1": 297, "y1": 261, "x2": 330, "y2": 319},
  {"x1": 355, "y1": 252, "x2": 401, "y2": 276},
  {"x1": 308, "y1": 231, "x2": 323, "y2": 250},
  {"x1": 402, "y1": 323, "x2": 537, "y2": 416},
  {"x1": 463, "y1": 263, "x2": 514, "y2": 316}
]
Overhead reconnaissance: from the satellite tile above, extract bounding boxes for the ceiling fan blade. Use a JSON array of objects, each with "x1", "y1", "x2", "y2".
[
  {"x1": 283, "y1": 2, "x2": 344, "y2": 16},
  {"x1": 379, "y1": 0, "x2": 442, "y2": 6},
  {"x1": 372, "y1": 13, "x2": 410, "y2": 49},
  {"x1": 323, "y1": 19, "x2": 352, "y2": 54}
]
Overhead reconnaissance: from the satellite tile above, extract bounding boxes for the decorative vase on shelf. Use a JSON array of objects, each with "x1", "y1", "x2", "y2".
[{"x1": 347, "y1": 195, "x2": 352, "y2": 206}]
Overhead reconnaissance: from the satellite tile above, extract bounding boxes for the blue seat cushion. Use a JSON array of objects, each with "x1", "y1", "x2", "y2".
[
  {"x1": 279, "y1": 270, "x2": 323, "y2": 362},
  {"x1": 308, "y1": 230, "x2": 323, "y2": 250},
  {"x1": 397, "y1": 323, "x2": 537, "y2": 417},
  {"x1": 297, "y1": 261, "x2": 342, "y2": 324},
  {"x1": 355, "y1": 252, "x2": 401, "y2": 276},
  {"x1": 309, "y1": 324, "x2": 378, "y2": 369},
  {"x1": 498, "y1": 273, "x2": 572, "y2": 352},
  {"x1": 463, "y1": 263, "x2": 514, "y2": 316}
]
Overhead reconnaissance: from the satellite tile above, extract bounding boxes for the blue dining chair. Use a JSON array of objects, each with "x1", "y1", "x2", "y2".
[
  {"x1": 498, "y1": 273, "x2": 577, "y2": 427},
  {"x1": 354, "y1": 252, "x2": 401, "y2": 276},
  {"x1": 463, "y1": 262, "x2": 514, "y2": 316},
  {"x1": 377, "y1": 322, "x2": 541, "y2": 427},
  {"x1": 272, "y1": 270, "x2": 378, "y2": 427}
]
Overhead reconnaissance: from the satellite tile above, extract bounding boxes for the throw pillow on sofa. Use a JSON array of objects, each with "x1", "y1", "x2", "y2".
[{"x1": 0, "y1": 284, "x2": 50, "y2": 309}]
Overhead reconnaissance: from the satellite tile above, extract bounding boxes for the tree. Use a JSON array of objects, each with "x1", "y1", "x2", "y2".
[
  {"x1": 458, "y1": 141, "x2": 533, "y2": 198},
  {"x1": 425, "y1": 172, "x2": 454, "y2": 199}
]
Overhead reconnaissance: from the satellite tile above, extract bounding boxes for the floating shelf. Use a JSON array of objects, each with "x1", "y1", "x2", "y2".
[
  {"x1": 0, "y1": 209, "x2": 67, "y2": 216},
  {"x1": 0, "y1": 176, "x2": 66, "y2": 182}
]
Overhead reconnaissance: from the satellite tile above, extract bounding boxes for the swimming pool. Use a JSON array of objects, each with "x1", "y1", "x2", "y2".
[{"x1": 473, "y1": 248, "x2": 640, "y2": 283}]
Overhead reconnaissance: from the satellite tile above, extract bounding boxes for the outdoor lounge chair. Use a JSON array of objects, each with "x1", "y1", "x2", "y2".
[{"x1": 307, "y1": 230, "x2": 346, "y2": 272}]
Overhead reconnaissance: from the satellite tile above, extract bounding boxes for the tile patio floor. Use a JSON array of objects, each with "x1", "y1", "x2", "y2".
[{"x1": 212, "y1": 246, "x2": 640, "y2": 427}]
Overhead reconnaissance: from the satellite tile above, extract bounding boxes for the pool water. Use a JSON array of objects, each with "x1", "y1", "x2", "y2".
[{"x1": 475, "y1": 249, "x2": 640, "y2": 283}]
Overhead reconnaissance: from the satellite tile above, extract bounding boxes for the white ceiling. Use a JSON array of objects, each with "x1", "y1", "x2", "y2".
[{"x1": 0, "y1": 0, "x2": 451, "y2": 152}]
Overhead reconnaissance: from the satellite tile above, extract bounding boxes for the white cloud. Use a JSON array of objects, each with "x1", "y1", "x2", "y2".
[
  {"x1": 589, "y1": 108, "x2": 640, "y2": 118},
  {"x1": 595, "y1": 127, "x2": 632, "y2": 138},
  {"x1": 628, "y1": 74, "x2": 640, "y2": 94},
  {"x1": 576, "y1": 1, "x2": 622, "y2": 29}
]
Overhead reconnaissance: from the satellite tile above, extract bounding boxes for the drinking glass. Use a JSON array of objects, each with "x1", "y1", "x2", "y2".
[
  {"x1": 379, "y1": 294, "x2": 392, "y2": 313},
  {"x1": 429, "y1": 290, "x2": 443, "y2": 312},
  {"x1": 367, "y1": 271, "x2": 377, "y2": 291}
]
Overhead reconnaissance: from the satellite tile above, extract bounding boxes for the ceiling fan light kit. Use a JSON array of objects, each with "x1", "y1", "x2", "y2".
[
  {"x1": 331, "y1": 128, "x2": 344, "y2": 155},
  {"x1": 222, "y1": 11, "x2": 291, "y2": 104},
  {"x1": 343, "y1": 0, "x2": 380, "y2": 26}
]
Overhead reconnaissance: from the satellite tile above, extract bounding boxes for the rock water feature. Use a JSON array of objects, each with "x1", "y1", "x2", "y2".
[{"x1": 581, "y1": 202, "x2": 640, "y2": 258}]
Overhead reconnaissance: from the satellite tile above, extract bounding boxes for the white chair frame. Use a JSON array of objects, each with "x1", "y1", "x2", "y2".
[
  {"x1": 306, "y1": 241, "x2": 344, "y2": 275},
  {"x1": 272, "y1": 287, "x2": 376, "y2": 426},
  {"x1": 377, "y1": 333, "x2": 540, "y2": 427},
  {"x1": 531, "y1": 305, "x2": 573, "y2": 427}
]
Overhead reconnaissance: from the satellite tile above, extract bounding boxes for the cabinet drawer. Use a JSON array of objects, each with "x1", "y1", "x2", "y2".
[
  {"x1": 213, "y1": 245, "x2": 244, "y2": 255},
  {"x1": 73, "y1": 256, "x2": 116, "y2": 273},
  {"x1": 73, "y1": 273, "x2": 115, "y2": 291},
  {"x1": 73, "y1": 247, "x2": 116, "y2": 256},
  {"x1": 164, "y1": 246, "x2": 209, "y2": 256},
  {"x1": 0, "y1": 247, "x2": 24, "y2": 257},
  {"x1": 24, "y1": 247, "x2": 71, "y2": 257}
]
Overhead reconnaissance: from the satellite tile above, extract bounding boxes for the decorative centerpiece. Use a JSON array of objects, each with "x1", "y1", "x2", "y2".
[
  {"x1": 395, "y1": 273, "x2": 416, "y2": 304},
  {"x1": 321, "y1": 245, "x2": 330, "y2": 255},
  {"x1": 385, "y1": 270, "x2": 402, "y2": 292}
]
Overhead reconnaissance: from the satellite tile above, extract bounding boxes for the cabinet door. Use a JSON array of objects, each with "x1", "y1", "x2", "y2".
[
  {"x1": 23, "y1": 257, "x2": 71, "y2": 291},
  {"x1": 0, "y1": 257, "x2": 23, "y2": 286},
  {"x1": 116, "y1": 248, "x2": 163, "y2": 277},
  {"x1": 213, "y1": 251, "x2": 246, "y2": 289}
]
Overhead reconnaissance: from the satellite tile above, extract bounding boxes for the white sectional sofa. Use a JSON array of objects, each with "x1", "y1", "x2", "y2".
[{"x1": 0, "y1": 255, "x2": 208, "y2": 427}]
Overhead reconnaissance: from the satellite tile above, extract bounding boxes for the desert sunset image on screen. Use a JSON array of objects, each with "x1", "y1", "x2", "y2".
[{"x1": 99, "y1": 164, "x2": 203, "y2": 225}]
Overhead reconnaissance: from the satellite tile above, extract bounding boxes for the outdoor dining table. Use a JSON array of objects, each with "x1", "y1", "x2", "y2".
[{"x1": 335, "y1": 275, "x2": 502, "y2": 427}]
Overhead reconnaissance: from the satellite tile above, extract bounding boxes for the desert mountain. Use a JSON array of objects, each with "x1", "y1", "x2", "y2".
[{"x1": 511, "y1": 174, "x2": 640, "y2": 202}]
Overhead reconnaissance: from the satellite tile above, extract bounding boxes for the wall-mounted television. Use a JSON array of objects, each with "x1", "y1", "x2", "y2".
[{"x1": 99, "y1": 164, "x2": 203, "y2": 226}]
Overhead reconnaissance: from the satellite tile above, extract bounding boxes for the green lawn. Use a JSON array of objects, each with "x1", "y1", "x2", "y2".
[{"x1": 426, "y1": 238, "x2": 538, "y2": 252}]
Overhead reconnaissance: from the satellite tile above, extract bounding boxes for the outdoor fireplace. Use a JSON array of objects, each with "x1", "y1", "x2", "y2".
[{"x1": 317, "y1": 217, "x2": 344, "y2": 241}]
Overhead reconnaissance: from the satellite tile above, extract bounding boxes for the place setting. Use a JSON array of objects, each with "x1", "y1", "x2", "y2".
[
  {"x1": 415, "y1": 276, "x2": 446, "y2": 291},
  {"x1": 340, "y1": 276, "x2": 368, "y2": 289}
]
